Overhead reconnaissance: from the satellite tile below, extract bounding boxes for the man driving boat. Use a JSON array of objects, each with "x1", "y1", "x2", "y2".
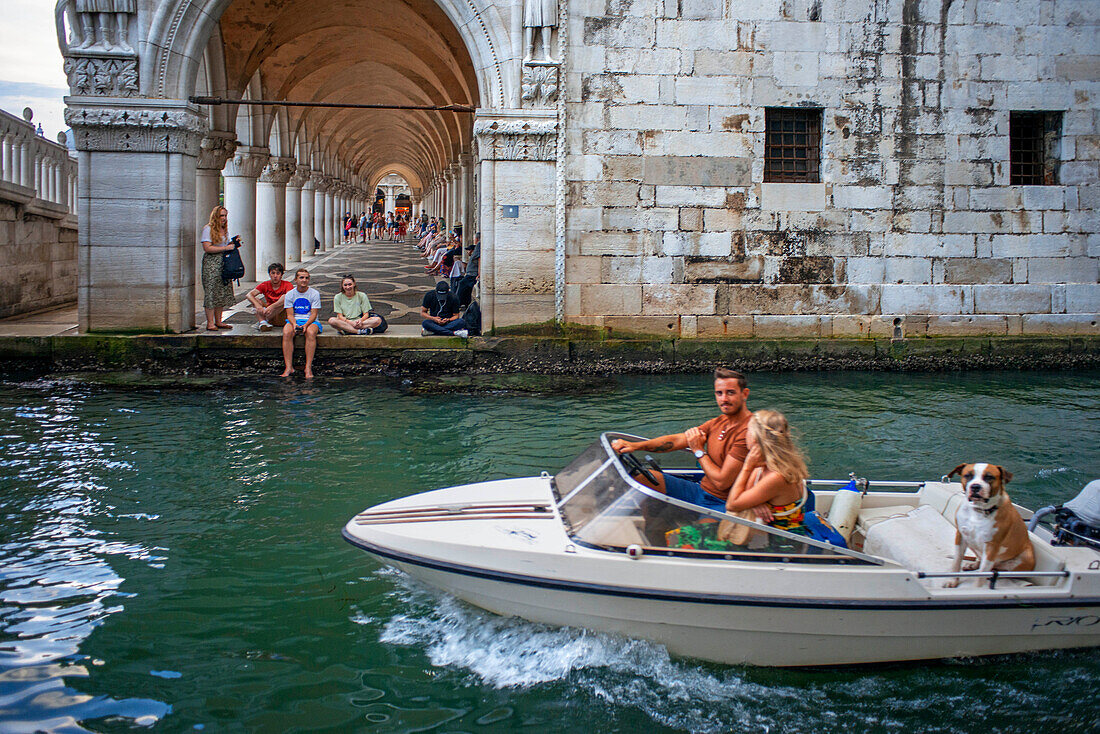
[{"x1": 611, "y1": 368, "x2": 752, "y2": 514}]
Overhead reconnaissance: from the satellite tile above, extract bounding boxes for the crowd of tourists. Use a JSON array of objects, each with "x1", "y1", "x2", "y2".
[
  {"x1": 343, "y1": 211, "x2": 409, "y2": 244},
  {"x1": 198, "y1": 204, "x2": 482, "y2": 378}
]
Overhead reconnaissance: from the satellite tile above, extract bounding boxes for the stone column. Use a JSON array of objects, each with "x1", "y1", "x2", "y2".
[
  {"x1": 312, "y1": 173, "x2": 328, "y2": 251},
  {"x1": 285, "y1": 166, "x2": 307, "y2": 265},
  {"x1": 459, "y1": 153, "x2": 473, "y2": 244},
  {"x1": 193, "y1": 133, "x2": 236, "y2": 293},
  {"x1": 66, "y1": 100, "x2": 206, "y2": 332},
  {"x1": 473, "y1": 111, "x2": 559, "y2": 330},
  {"x1": 411, "y1": 194, "x2": 421, "y2": 221},
  {"x1": 324, "y1": 184, "x2": 336, "y2": 249},
  {"x1": 300, "y1": 171, "x2": 316, "y2": 262},
  {"x1": 256, "y1": 157, "x2": 294, "y2": 274},
  {"x1": 222, "y1": 145, "x2": 269, "y2": 281}
]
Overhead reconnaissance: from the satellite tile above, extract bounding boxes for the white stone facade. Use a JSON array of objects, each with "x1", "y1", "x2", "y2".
[
  {"x1": 561, "y1": 0, "x2": 1099, "y2": 337},
  {"x1": 54, "y1": 0, "x2": 1098, "y2": 335}
]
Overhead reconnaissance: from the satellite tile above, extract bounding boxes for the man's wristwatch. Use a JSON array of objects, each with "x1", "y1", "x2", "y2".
[{"x1": 693, "y1": 449, "x2": 705, "y2": 459}]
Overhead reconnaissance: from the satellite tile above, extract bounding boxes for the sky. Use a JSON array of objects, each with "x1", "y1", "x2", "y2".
[{"x1": 0, "y1": 0, "x2": 70, "y2": 140}]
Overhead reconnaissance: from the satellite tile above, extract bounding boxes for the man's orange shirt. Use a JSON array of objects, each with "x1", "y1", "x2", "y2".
[{"x1": 696, "y1": 413, "x2": 751, "y2": 500}]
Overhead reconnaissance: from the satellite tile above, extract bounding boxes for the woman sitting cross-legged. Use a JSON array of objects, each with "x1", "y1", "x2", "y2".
[{"x1": 328, "y1": 275, "x2": 384, "y2": 335}]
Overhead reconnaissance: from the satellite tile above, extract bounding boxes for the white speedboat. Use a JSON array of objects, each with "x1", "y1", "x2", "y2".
[{"x1": 343, "y1": 433, "x2": 1100, "y2": 667}]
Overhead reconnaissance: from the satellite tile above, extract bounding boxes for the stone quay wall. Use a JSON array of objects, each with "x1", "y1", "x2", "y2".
[
  {"x1": 0, "y1": 109, "x2": 79, "y2": 318},
  {"x1": 561, "y1": 0, "x2": 1099, "y2": 338}
]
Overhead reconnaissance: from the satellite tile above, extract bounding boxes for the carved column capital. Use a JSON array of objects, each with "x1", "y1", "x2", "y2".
[
  {"x1": 288, "y1": 165, "x2": 310, "y2": 189},
  {"x1": 259, "y1": 157, "x2": 296, "y2": 185},
  {"x1": 197, "y1": 132, "x2": 237, "y2": 171},
  {"x1": 223, "y1": 145, "x2": 269, "y2": 178},
  {"x1": 311, "y1": 172, "x2": 331, "y2": 192},
  {"x1": 64, "y1": 99, "x2": 207, "y2": 155},
  {"x1": 473, "y1": 111, "x2": 558, "y2": 161}
]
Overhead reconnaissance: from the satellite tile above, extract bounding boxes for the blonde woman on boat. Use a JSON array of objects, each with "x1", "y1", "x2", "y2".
[{"x1": 725, "y1": 409, "x2": 811, "y2": 533}]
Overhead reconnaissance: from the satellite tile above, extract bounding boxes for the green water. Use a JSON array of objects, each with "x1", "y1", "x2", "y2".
[{"x1": 1, "y1": 371, "x2": 1099, "y2": 733}]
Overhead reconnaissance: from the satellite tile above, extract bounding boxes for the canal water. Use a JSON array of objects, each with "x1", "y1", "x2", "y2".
[{"x1": 1, "y1": 370, "x2": 1098, "y2": 733}]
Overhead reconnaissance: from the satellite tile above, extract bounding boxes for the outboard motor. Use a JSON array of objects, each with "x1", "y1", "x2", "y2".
[{"x1": 1029, "y1": 480, "x2": 1100, "y2": 551}]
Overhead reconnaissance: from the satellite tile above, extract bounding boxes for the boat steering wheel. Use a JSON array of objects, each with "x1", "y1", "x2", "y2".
[{"x1": 619, "y1": 451, "x2": 659, "y2": 486}]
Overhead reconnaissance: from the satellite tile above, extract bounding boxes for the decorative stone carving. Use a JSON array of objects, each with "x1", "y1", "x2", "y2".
[
  {"x1": 223, "y1": 146, "x2": 270, "y2": 179},
  {"x1": 288, "y1": 165, "x2": 310, "y2": 189},
  {"x1": 197, "y1": 133, "x2": 237, "y2": 171},
  {"x1": 311, "y1": 172, "x2": 331, "y2": 192},
  {"x1": 63, "y1": 54, "x2": 138, "y2": 97},
  {"x1": 474, "y1": 116, "x2": 558, "y2": 161},
  {"x1": 56, "y1": 0, "x2": 136, "y2": 55},
  {"x1": 521, "y1": 64, "x2": 559, "y2": 108},
  {"x1": 523, "y1": 0, "x2": 557, "y2": 63},
  {"x1": 259, "y1": 158, "x2": 296, "y2": 185},
  {"x1": 64, "y1": 102, "x2": 206, "y2": 154}
]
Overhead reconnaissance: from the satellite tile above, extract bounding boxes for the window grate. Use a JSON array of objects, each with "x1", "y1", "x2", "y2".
[
  {"x1": 764, "y1": 108, "x2": 822, "y2": 183},
  {"x1": 1010, "y1": 111, "x2": 1061, "y2": 185}
]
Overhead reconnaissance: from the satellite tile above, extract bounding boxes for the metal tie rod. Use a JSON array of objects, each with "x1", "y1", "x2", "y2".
[{"x1": 189, "y1": 96, "x2": 475, "y2": 113}]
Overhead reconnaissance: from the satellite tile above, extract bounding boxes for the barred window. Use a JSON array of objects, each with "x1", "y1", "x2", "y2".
[
  {"x1": 1010, "y1": 111, "x2": 1061, "y2": 185},
  {"x1": 764, "y1": 108, "x2": 822, "y2": 183}
]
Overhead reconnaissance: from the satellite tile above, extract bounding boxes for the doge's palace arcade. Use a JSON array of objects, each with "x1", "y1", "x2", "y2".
[{"x1": 57, "y1": 0, "x2": 1098, "y2": 335}]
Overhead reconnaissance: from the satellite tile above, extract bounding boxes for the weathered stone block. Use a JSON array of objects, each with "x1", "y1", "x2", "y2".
[
  {"x1": 696, "y1": 315, "x2": 754, "y2": 337},
  {"x1": 675, "y1": 249, "x2": 752, "y2": 279},
  {"x1": 1021, "y1": 185, "x2": 1066, "y2": 210},
  {"x1": 603, "y1": 207, "x2": 678, "y2": 231},
  {"x1": 576, "y1": 231, "x2": 644, "y2": 256},
  {"x1": 642, "y1": 157, "x2": 752, "y2": 187},
  {"x1": 641, "y1": 284, "x2": 717, "y2": 315},
  {"x1": 973, "y1": 284, "x2": 1051, "y2": 314},
  {"x1": 609, "y1": 105, "x2": 688, "y2": 131},
  {"x1": 661, "y1": 231, "x2": 732, "y2": 256},
  {"x1": 759, "y1": 183, "x2": 825, "y2": 211},
  {"x1": 566, "y1": 256, "x2": 602, "y2": 284},
  {"x1": 1066, "y1": 284, "x2": 1100, "y2": 313},
  {"x1": 675, "y1": 77, "x2": 742, "y2": 106},
  {"x1": 831, "y1": 185, "x2": 893, "y2": 210},
  {"x1": 941, "y1": 258, "x2": 1013, "y2": 284},
  {"x1": 991, "y1": 234, "x2": 1086, "y2": 258},
  {"x1": 1021, "y1": 314, "x2": 1100, "y2": 335},
  {"x1": 879, "y1": 285, "x2": 973, "y2": 315},
  {"x1": 693, "y1": 50, "x2": 755, "y2": 76},
  {"x1": 654, "y1": 186, "x2": 728, "y2": 207},
  {"x1": 925, "y1": 315, "x2": 1010, "y2": 336},
  {"x1": 679, "y1": 208, "x2": 703, "y2": 231},
  {"x1": 883, "y1": 258, "x2": 932, "y2": 284},
  {"x1": 884, "y1": 233, "x2": 977, "y2": 258},
  {"x1": 1027, "y1": 257, "x2": 1099, "y2": 284},
  {"x1": 584, "y1": 16, "x2": 655, "y2": 47},
  {"x1": 846, "y1": 257, "x2": 885, "y2": 283},
  {"x1": 579, "y1": 284, "x2": 642, "y2": 314},
  {"x1": 753, "y1": 315, "x2": 823, "y2": 337}
]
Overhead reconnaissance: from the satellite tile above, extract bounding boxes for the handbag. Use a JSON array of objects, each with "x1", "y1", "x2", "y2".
[{"x1": 717, "y1": 510, "x2": 760, "y2": 545}]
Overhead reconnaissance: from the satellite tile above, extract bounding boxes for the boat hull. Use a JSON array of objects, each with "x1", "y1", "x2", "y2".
[{"x1": 346, "y1": 531, "x2": 1100, "y2": 667}]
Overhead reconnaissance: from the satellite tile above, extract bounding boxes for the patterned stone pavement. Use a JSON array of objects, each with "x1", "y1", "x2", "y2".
[{"x1": 222, "y1": 234, "x2": 438, "y2": 328}]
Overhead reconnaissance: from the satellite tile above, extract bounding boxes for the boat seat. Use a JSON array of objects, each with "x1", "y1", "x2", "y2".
[
  {"x1": 856, "y1": 505, "x2": 915, "y2": 536},
  {"x1": 582, "y1": 515, "x2": 648, "y2": 547}
]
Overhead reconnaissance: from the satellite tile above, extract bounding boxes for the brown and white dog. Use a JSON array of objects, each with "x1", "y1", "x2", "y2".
[{"x1": 944, "y1": 463, "x2": 1035, "y2": 588}]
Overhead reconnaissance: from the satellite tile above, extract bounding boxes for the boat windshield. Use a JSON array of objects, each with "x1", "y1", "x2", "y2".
[{"x1": 551, "y1": 433, "x2": 879, "y2": 564}]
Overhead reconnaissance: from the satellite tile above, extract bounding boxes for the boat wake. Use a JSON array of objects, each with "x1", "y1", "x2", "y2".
[
  {"x1": 369, "y1": 570, "x2": 1100, "y2": 733},
  {"x1": 373, "y1": 572, "x2": 810, "y2": 732}
]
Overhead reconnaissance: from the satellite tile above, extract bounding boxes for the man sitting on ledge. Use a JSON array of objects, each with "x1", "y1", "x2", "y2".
[
  {"x1": 281, "y1": 269, "x2": 322, "y2": 379},
  {"x1": 420, "y1": 281, "x2": 468, "y2": 338}
]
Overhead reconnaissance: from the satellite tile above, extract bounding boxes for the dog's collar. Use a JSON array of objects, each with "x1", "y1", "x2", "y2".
[{"x1": 972, "y1": 493, "x2": 1005, "y2": 515}]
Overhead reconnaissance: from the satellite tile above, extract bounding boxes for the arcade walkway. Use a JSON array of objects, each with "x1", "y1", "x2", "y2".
[{"x1": 0, "y1": 235, "x2": 443, "y2": 338}]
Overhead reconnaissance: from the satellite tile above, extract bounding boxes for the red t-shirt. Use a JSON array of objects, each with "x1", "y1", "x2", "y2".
[
  {"x1": 256, "y1": 279, "x2": 293, "y2": 305},
  {"x1": 696, "y1": 413, "x2": 751, "y2": 500}
]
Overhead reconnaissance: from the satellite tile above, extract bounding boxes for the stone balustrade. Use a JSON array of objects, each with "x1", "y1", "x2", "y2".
[
  {"x1": 0, "y1": 108, "x2": 79, "y2": 318},
  {"x1": 0, "y1": 109, "x2": 77, "y2": 221}
]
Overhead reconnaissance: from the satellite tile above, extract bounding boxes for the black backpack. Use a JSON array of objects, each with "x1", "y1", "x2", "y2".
[
  {"x1": 221, "y1": 247, "x2": 245, "y2": 285},
  {"x1": 464, "y1": 300, "x2": 482, "y2": 336}
]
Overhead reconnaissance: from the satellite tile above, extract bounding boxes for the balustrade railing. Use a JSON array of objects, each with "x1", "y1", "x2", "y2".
[{"x1": 0, "y1": 107, "x2": 77, "y2": 218}]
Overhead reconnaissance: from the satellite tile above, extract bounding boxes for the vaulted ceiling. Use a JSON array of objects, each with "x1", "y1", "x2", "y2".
[{"x1": 218, "y1": 0, "x2": 479, "y2": 189}]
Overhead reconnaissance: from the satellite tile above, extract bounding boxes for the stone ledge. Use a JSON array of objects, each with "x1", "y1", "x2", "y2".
[{"x1": 1, "y1": 333, "x2": 1097, "y2": 376}]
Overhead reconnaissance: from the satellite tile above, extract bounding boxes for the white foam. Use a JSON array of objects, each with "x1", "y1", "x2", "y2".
[{"x1": 374, "y1": 573, "x2": 798, "y2": 732}]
